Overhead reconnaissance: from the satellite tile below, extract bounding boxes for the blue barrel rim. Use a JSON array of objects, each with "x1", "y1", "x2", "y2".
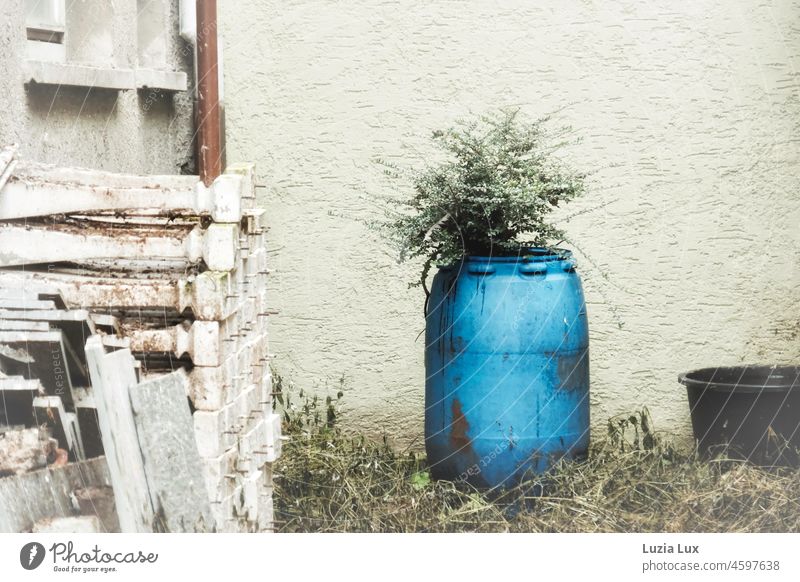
[{"x1": 439, "y1": 247, "x2": 572, "y2": 268}]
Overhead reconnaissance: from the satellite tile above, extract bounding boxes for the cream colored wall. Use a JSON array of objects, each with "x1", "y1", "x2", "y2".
[{"x1": 221, "y1": 0, "x2": 800, "y2": 447}]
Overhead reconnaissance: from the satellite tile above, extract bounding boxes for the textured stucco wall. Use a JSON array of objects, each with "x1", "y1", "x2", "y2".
[
  {"x1": 221, "y1": 0, "x2": 800, "y2": 447},
  {"x1": 0, "y1": 0, "x2": 194, "y2": 174}
]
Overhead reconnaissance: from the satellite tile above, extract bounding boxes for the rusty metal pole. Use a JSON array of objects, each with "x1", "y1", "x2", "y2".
[{"x1": 196, "y1": 0, "x2": 222, "y2": 186}]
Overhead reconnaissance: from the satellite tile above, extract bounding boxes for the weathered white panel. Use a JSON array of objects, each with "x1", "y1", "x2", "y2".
[
  {"x1": 0, "y1": 223, "x2": 238, "y2": 271},
  {"x1": 84, "y1": 337, "x2": 155, "y2": 532},
  {"x1": 0, "y1": 163, "x2": 241, "y2": 221},
  {"x1": 0, "y1": 269, "x2": 239, "y2": 321}
]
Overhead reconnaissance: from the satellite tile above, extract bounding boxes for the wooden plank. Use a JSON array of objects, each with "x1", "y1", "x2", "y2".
[
  {"x1": 129, "y1": 370, "x2": 214, "y2": 532},
  {"x1": 84, "y1": 336, "x2": 155, "y2": 532}
]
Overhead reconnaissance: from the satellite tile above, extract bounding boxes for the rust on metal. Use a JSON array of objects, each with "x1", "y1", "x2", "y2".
[
  {"x1": 450, "y1": 398, "x2": 472, "y2": 453},
  {"x1": 196, "y1": 0, "x2": 222, "y2": 186}
]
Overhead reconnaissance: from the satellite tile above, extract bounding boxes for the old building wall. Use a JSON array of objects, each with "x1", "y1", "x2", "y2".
[{"x1": 0, "y1": 0, "x2": 194, "y2": 174}]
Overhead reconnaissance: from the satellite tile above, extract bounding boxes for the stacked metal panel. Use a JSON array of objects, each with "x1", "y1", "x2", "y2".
[{"x1": 0, "y1": 155, "x2": 279, "y2": 532}]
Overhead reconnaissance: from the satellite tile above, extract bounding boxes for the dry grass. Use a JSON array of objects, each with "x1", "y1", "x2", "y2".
[{"x1": 272, "y1": 380, "x2": 800, "y2": 533}]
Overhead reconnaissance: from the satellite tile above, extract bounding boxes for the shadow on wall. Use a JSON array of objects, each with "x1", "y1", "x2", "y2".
[
  {"x1": 24, "y1": 84, "x2": 118, "y2": 119},
  {"x1": 137, "y1": 88, "x2": 178, "y2": 117}
]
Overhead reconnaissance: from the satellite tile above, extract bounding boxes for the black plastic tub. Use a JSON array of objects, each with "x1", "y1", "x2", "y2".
[{"x1": 679, "y1": 366, "x2": 800, "y2": 466}]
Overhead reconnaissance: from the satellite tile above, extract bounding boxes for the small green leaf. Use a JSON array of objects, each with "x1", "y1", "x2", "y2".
[{"x1": 410, "y1": 471, "x2": 431, "y2": 490}]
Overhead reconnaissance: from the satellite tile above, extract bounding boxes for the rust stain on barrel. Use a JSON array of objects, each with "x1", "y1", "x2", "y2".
[{"x1": 450, "y1": 398, "x2": 472, "y2": 452}]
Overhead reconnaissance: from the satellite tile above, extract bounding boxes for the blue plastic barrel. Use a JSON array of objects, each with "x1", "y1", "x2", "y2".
[{"x1": 424, "y1": 248, "x2": 590, "y2": 488}]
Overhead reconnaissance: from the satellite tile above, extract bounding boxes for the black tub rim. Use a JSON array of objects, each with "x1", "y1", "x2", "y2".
[{"x1": 678, "y1": 365, "x2": 800, "y2": 394}]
